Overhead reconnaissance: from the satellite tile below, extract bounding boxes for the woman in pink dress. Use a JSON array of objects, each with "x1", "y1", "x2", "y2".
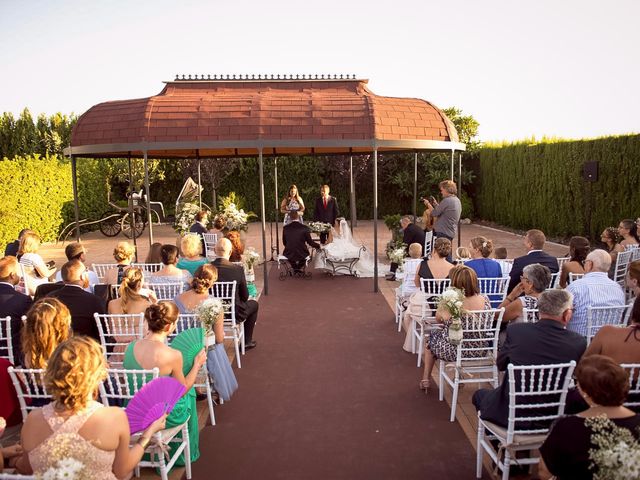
[{"x1": 15, "y1": 337, "x2": 166, "y2": 479}]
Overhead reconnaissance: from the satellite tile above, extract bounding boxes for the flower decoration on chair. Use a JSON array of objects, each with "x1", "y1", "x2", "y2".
[
  {"x1": 195, "y1": 297, "x2": 225, "y2": 336},
  {"x1": 38, "y1": 458, "x2": 86, "y2": 480},
  {"x1": 308, "y1": 222, "x2": 332, "y2": 234},
  {"x1": 242, "y1": 247, "x2": 261, "y2": 273},
  {"x1": 586, "y1": 416, "x2": 640, "y2": 480},
  {"x1": 174, "y1": 202, "x2": 206, "y2": 235},
  {"x1": 438, "y1": 287, "x2": 466, "y2": 345}
]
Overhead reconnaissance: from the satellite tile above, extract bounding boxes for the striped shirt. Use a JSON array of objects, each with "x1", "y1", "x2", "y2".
[{"x1": 566, "y1": 272, "x2": 625, "y2": 336}]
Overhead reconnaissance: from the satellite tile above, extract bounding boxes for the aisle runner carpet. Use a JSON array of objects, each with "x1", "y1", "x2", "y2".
[{"x1": 187, "y1": 269, "x2": 481, "y2": 479}]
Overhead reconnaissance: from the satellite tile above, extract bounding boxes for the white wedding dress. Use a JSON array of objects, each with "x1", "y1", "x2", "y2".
[{"x1": 312, "y1": 219, "x2": 382, "y2": 277}]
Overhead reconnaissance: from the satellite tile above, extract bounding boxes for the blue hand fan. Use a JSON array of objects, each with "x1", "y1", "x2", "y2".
[
  {"x1": 170, "y1": 327, "x2": 205, "y2": 375},
  {"x1": 125, "y1": 377, "x2": 186, "y2": 434}
]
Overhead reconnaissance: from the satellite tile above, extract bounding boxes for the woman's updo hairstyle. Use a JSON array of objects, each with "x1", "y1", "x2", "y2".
[
  {"x1": 433, "y1": 237, "x2": 452, "y2": 259},
  {"x1": 569, "y1": 236, "x2": 590, "y2": 264},
  {"x1": 45, "y1": 337, "x2": 107, "y2": 413},
  {"x1": 470, "y1": 236, "x2": 493, "y2": 258},
  {"x1": 160, "y1": 244, "x2": 179, "y2": 265},
  {"x1": 119, "y1": 267, "x2": 144, "y2": 313},
  {"x1": 113, "y1": 241, "x2": 135, "y2": 262},
  {"x1": 621, "y1": 219, "x2": 640, "y2": 242},
  {"x1": 191, "y1": 264, "x2": 218, "y2": 294},
  {"x1": 576, "y1": 354, "x2": 630, "y2": 407},
  {"x1": 145, "y1": 301, "x2": 179, "y2": 333}
]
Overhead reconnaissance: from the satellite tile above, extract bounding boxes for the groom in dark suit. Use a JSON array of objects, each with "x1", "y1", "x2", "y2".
[
  {"x1": 283, "y1": 211, "x2": 320, "y2": 272},
  {"x1": 313, "y1": 184, "x2": 339, "y2": 244}
]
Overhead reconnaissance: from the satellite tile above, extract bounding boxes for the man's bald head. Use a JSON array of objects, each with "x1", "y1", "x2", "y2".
[
  {"x1": 61, "y1": 259, "x2": 87, "y2": 284},
  {"x1": 215, "y1": 238, "x2": 232, "y2": 259}
]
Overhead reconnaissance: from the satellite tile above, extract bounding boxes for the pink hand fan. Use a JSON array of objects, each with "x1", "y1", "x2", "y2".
[{"x1": 125, "y1": 377, "x2": 186, "y2": 434}]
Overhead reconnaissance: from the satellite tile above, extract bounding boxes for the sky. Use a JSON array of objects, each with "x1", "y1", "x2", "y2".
[{"x1": 0, "y1": 0, "x2": 638, "y2": 142}]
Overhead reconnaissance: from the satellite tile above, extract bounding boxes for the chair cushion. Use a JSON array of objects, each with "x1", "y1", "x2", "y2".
[{"x1": 480, "y1": 419, "x2": 548, "y2": 446}]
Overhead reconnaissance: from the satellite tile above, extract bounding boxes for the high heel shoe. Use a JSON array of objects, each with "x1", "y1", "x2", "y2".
[{"x1": 419, "y1": 379, "x2": 431, "y2": 393}]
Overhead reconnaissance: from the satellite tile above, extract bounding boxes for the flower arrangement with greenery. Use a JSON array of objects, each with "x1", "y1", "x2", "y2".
[
  {"x1": 438, "y1": 287, "x2": 466, "y2": 345},
  {"x1": 587, "y1": 416, "x2": 640, "y2": 480},
  {"x1": 308, "y1": 221, "x2": 332, "y2": 234},
  {"x1": 195, "y1": 298, "x2": 225, "y2": 336},
  {"x1": 174, "y1": 202, "x2": 207, "y2": 234}
]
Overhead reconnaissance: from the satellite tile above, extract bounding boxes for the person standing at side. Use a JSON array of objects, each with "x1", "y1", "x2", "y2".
[
  {"x1": 423, "y1": 180, "x2": 462, "y2": 261},
  {"x1": 313, "y1": 185, "x2": 339, "y2": 244},
  {"x1": 280, "y1": 184, "x2": 305, "y2": 226}
]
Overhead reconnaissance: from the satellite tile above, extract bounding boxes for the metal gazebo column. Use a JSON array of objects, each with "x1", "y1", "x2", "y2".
[
  {"x1": 373, "y1": 149, "x2": 379, "y2": 293},
  {"x1": 457, "y1": 152, "x2": 463, "y2": 248},
  {"x1": 196, "y1": 149, "x2": 202, "y2": 209},
  {"x1": 273, "y1": 157, "x2": 280, "y2": 256},
  {"x1": 127, "y1": 153, "x2": 138, "y2": 262},
  {"x1": 413, "y1": 152, "x2": 418, "y2": 221},
  {"x1": 143, "y1": 151, "x2": 154, "y2": 246},
  {"x1": 258, "y1": 149, "x2": 269, "y2": 295},
  {"x1": 70, "y1": 155, "x2": 81, "y2": 242},
  {"x1": 450, "y1": 149, "x2": 455, "y2": 180}
]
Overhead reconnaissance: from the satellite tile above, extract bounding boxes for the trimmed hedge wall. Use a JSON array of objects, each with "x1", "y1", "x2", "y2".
[
  {"x1": 474, "y1": 135, "x2": 640, "y2": 240},
  {"x1": 0, "y1": 155, "x2": 109, "y2": 246}
]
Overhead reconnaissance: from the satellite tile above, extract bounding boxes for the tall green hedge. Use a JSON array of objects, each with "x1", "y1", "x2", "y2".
[
  {"x1": 474, "y1": 135, "x2": 640, "y2": 240},
  {"x1": 0, "y1": 155, "x2": 109, "y2": 247}
]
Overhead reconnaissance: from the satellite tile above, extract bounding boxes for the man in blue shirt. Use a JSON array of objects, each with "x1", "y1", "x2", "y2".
[{"x1": 566, "y1": 249, "x2": 625, "y2": 336}]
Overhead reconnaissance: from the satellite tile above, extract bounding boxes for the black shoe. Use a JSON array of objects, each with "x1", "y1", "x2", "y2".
[
  {"x1": 385, "y1": 273, "x2": 396, "y2": 281},
  {"x1": 196, "y1": 393, "x2": 207, "y2": 402},
  {"x1": 245, "y1": 340, "x2": 257, "y2": 350}
]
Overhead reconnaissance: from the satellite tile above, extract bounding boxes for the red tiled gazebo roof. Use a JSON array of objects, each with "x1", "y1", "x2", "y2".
[{"x1": 66, "y1": 77, "x2": 464, "y2": 158}]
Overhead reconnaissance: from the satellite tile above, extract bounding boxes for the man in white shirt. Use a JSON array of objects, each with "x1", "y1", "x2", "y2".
[
  {"x1": 54, "y1": 243, "x2": 99, "y2": 292},
  {"x1": 566, "y1": 249, "x2": 626, "y2": 336}
]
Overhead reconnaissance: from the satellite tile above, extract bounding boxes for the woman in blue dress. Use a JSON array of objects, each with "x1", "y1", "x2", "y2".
[
  {"x1": 280, "y1": 184, "x2": 305, "y2": 226},
  {"x1": 465, "y1": 236, "x2": 504, "y2": 307}
]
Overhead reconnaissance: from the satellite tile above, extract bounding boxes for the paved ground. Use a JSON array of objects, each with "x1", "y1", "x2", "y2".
[{"x1": 31, "y1": 221, "x2": 567, "y2": 479}]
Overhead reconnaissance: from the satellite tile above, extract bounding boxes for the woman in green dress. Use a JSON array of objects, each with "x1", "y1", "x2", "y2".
[{"x1": 123, "y1": 301, "x2": 206, "y2": 467}]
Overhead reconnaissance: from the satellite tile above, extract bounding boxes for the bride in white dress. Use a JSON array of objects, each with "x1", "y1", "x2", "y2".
[{"x1": 313, "y1": 218, "x2": 382, "y2": 277}]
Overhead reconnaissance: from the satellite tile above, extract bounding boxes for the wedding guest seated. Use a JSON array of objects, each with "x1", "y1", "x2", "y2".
[
  {"x1": 189, "y1": 210, "x2": 209, "y2": 256},
  {"x1": 508, "y1": 229, "x2": 559, "y2": 294},
  {"x1": 454, "y1": 246, "x2": 471, "y2": 264},
  {"x1": 4, "y1": 229, "x2": 31, "y2": 257},
  {"x1": 627, "y1": 260, "x2": 640, "y2": 297},
  {"x1": 419, "y1": 265, "x2": 491, "y2": 392},
  {"x1": 213, "y1": 238, "x2": 259, "y2": 350},
  {"x1": 400, "y1": 216, "x2": 426, "y2": 256},
  {"x1": 466, "y1": 237, "x2": 502, "y2": 278},
  {"x1": 583, "y1": 296, "x2": 640, "y2": 364},
  {"x1": 472, "y1": 289, "x2": 586, "y2": 427},
  {"x1": 108, "y1": 267, "x2": 156, "y2": 316},
  {"x1": 52, "y1": 242, "x2": 99, "y2": 294},
  {"x1": 566, "y1": 249, "x2": 625, "y2": 336},
  {"x1": 225, "y1": 230, "x2": 245, "y2": 263},
  {"x1": 209, "y1": 215, "x2": 226, "y2": 235},
  {"x1": 558, "y1": 236, "x2": 590, "y2": 288},
  {"x1": 538, "y1": 355, "x2": 640, "y2": 480},
  {"x1": 499, "y1": 264, "x2": 551, "y2": 325},
  {"x1": 493, "y1": 246, "x2": 512, "y2": 277},
  {"x1": 21, "y1": 298, "x2": 71, "y2": 369},
  {"x1": 151, "y1": 244, "x2": 193, "y2": 288},
  {"x1": 15, "y1": 336, "x2": 167, "y2": 478},
  {"x1": 144, "y1": 242, "x2": 163, "y2": 264},
  {"x1": 401, "y1": 240, "x2": 453, "y2": 353},
  {"x1": 282, "y1": 211, "x2": 320, "y2": 272},
  {"x1": 176, "y1": 234, "x2": 208, "y2": 276},
  {"x1": 18, "y1": 231, "x2": 56, "y2": 296},
  {"x1": 46, "y1": 260, "x2": 107, "y2": 343},
  {"x1": 103, "y1": 241, "x2": 136, "y2": 286},
  {"x1": 1, "y1": 357, "x2": 24, "y2": 428},
  {"x1": 613, "y1": 218, "x2": 640, "y2": 253},
  {"x1": 600, "y1": 227, "x2": 621, "y2": 276},
  {"x1": 123, "y1": 302, "x2": 206, "y2": 467},
  {"x1": 0, "y1": 256, "x2": 33, "y2": 363},
  {"x1": 174, "y1": 264, "x2": 217, "y2": 314},
  {"x1": 398, "y1": 243, "x2": 423, "y2": 297}
]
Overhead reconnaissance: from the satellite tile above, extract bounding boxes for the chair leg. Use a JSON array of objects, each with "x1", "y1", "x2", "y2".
[
  {"x1": 183, "y1": 423, "x2": 192, "y2": 480},
  {"x1": 416, "y1": 324, "x2": 424, "y2": 368},
  {"x1": 240, "y1": 323, "x2": 246, "y2": 354},
  {"x1": 234, "y1": 337, "x2": 242, "y2": 368},
  {"x1": 438, "y1": 360, "x2": 444, "y2": 401},
  {"x1": 206, "y1": 376, "x2": 216, "y2": 426},
  {"x1": 450, "y1": 380, "x2": 459, "y2": 422},
  {"x1": 158, "y1": 447, "x2": 169, "y2": 480},
  {"x1": 501, "y1": 448, "x2": 511, "y2": 480},
  {"x1": 476, "y1": 422, "x2": 484, "y2": 478}
]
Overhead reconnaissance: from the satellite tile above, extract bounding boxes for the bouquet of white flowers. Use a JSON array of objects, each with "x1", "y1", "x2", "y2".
[
  {"x1": 218, "y1": 202, "x2": 249, "y2": 232},
  {"x1": 243, "y1": 247, "x2": 261, "y2": 272},
  {"x1": 39, "y1": 458, "x2": 86, "y2": 480},
  {"x1": 438, "y1": 287, "x2": 466, "y2": 345},
  {"x1": 174, "y1": 202, "x2": 204, "y2": 234},
  {"x1": 195, "y1": 298, "x2": 225, "y2": 336},
  {"x1": 307, "y1": 222, "x2": 332, "y2": 234},
  {"x1": 388, "y1": 247, "x2": 407, "y2": 267},
  {"x1": 587, "y1": 416, "x2": 640, "y2": 480}
]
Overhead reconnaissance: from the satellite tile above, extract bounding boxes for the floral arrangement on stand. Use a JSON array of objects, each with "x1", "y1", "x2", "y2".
[
  {"x1": 308, "y1": 222, "x2": 332, "y2": 235},
  {"x1": 438, "y1": 287, "x2": 466, "y2": 345},
  {"x1": 174, "y1": 202, "x2": 207, "y2": 235},
  {"x1": 214, "y1": 192, "x2": 256, "y2": 232},
  {"x1": 195, "y1": 298, "x2": 225, "y2": 336},
  {"x1": 388, "y1": 244, "x2": 407, "y2": 270},
  {"x1": 586, "y1": 416, "x2": 640, "y2": 480},
  {"x1": 39, "y1": 458, "x2": 86, "y2": 479}
]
